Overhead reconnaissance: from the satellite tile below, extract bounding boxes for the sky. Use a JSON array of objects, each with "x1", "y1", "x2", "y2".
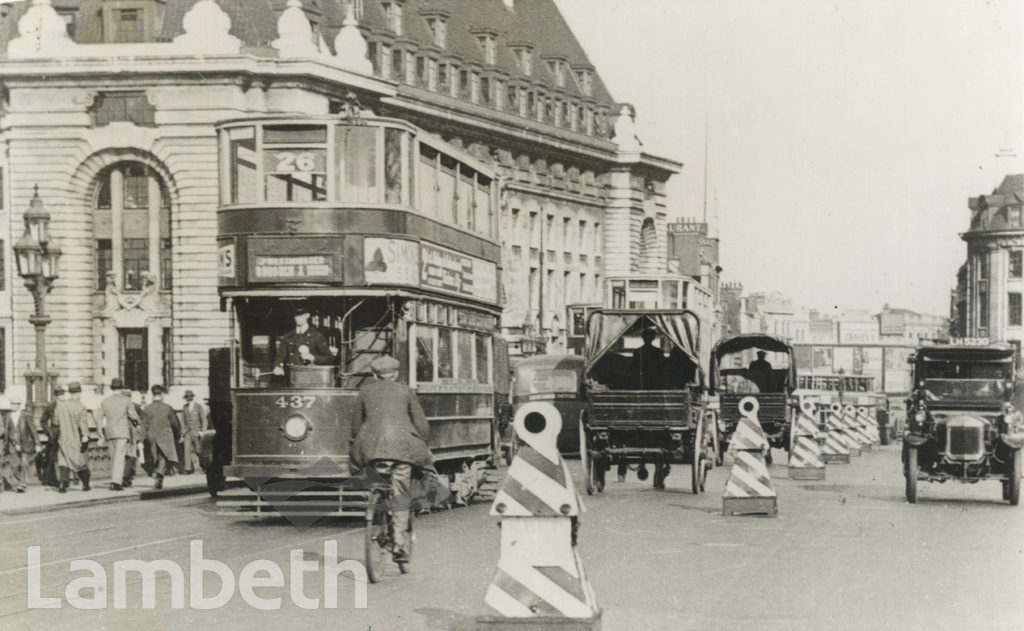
[{"x1": 555, "y1": 0, "x2": 1024, "y2": 317}]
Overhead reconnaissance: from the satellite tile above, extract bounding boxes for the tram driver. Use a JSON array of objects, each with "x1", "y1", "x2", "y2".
[{"x1": 272, "y1": 303, "x2": 339, "y2": 376}]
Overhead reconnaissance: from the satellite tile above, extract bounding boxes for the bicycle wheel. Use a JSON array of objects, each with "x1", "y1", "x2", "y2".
[
  {"x1": 397, "y1": 516, "x2": 413, "y2": 574},
  {"x1": 364, "y1": 489, "x2": 389, "y2": 583}
]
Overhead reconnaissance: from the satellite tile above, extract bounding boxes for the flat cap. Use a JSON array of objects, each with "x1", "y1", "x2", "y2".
[
  {"x1": 370, "y1": 355, "x2": 401, "y2": 375},
  {"x1": 110, "y1": 377, "x2": 125, "y2": 390},
  {"x1": 68, "y1": 382, "x2": 82, "y2": 393},
  {"x1": 151, "y1": 384, "x2": 166, "y2": 395}
]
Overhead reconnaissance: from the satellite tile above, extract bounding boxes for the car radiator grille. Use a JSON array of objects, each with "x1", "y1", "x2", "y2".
[{"x1": 947, "y1": 425, "x2": 983, "y2": 460}]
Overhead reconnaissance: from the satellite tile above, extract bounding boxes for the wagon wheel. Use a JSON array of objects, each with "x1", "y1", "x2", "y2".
[
  {"x1": 710, "y1": 412, "x2": 723, "y2": 467},
  {"x1": 1008, "y1": 449, "x2": 1021, "y2": 506},
  {"x1": 905, "y1": 447, "x2": 918, "y2": 504},
  {"x1": 691, "y1": 414, "x2": 707, "y2": 494},
  {"x1": 580, "y1": 415, "x2": 594, "y2": 496},
  {"x1": 504, "y1": 433, "x2": 519, "y2": 467}
]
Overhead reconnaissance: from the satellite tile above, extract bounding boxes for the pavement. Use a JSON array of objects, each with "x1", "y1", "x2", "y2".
[{"x1": 0, "y1": 471, "x2": 212, "y2": 516}]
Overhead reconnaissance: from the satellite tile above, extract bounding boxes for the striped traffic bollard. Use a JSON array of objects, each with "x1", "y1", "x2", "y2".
[
  {"x1": 722, "y1": 396, "x2": 778, "y2": 517},
  {"x1": 858, "y1": 406, "x2": 880, "y2": 444},
  {"x1": 479, "y1": 401, "x2": 601, "y2": 630},
  {"x1": 821, "y1": 403, "x2": 851, "y2": 464},
  {"x1": 841, "y1": 405, "x2": 863, "y2": 456},
  {"x1": 788, "y1": 401, "x2": 826, "y2": 480},
  {"x1": 845, "y1": 404, "x2": 872, "y2": 451}
]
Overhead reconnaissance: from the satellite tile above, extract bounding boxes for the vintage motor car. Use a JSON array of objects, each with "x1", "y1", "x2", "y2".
[
  {"x1": 507, "y1": 354, "x2": 586, "y2": 459},
  {"x1": 904, "y1": 343, "x2": 1024, "y2": 505},
  {"x1": 708, "y1": 334, "x2": 797, "y2": 465}
]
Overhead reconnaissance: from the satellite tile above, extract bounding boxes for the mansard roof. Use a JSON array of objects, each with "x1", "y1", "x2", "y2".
[{"x1": 0, "y1": 0, "x2": 615, "y2": 107}]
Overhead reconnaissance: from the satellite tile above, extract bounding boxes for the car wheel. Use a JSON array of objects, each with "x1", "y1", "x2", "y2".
[
  {"x1": 1009, "y1": 449, "x2": 1021, "y2": 506},
  {"x1": 905, "y1": 447, "x2": 918, "y2": 504}
]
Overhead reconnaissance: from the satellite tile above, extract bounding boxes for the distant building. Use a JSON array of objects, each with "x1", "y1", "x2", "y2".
[{"x1": 955, "y1": 174, "x2": 1024, "y2": 351}]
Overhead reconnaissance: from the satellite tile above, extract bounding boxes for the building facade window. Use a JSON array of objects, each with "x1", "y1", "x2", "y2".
[
  {"x1": 1010, "y1": 292, "x2": 1022, "y2": 327},
  {"x1": 1010, "y1": 250, "x2": 1022, "y2": 278},
  {"x1": 977, "y1": 252, "x2": 989, "y2": 332},
  {"x1": 94, "y1": 163, "x2": 171, "y2": 291},
  {"x1": 478, "y1": 34, "x2": 497, "y2": 65}
]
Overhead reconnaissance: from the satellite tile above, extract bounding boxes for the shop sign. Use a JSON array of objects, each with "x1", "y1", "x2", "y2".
[
  {"x1": 839, "y1": 322, "x2": 879, "y2": 344},
  {"x1": 421, "y1": 242, "x2": 497, "y2": 303},
  {"x1": 363, "y1": 238, "x2": 420, "y2": 286},
  {"x1": 218, "y1": 242, "x2": 236, "y2": 282},
  {"x1": 253, "y1": 254, "x2": 335, "y2": 280}
]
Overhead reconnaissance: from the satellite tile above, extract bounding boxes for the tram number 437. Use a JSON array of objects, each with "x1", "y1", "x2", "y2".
[{"x1": 275, "y1": 395, "x2": 316, "y2": 409}]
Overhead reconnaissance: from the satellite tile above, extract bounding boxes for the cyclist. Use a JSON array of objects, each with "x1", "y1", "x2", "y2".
[{"x1": 350, "y1": 355, "x2": 434, "y2": 564}]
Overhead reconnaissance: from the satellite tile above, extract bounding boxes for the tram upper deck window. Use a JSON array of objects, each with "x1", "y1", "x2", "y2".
[
  {"x1": 336, "y1": 125, "x2": 378, "y2": 203},
  {"x1": 264, "y1": 125, "x2": 328, "y2": 202},
  {"x1": 229, "y1": 127, "x2": 257, "y2": 204}
]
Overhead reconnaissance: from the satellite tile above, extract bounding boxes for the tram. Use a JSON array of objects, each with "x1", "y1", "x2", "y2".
[{"x1": 211, "y1": 111, "x2": 507, "y2": 515}]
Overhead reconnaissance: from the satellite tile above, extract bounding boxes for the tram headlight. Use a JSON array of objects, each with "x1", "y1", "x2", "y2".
[{"x1": 281, "y1": 415, "x2": 310, "y2": 441}]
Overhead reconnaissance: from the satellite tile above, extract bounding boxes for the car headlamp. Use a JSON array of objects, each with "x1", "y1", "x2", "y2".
[{"x1": 914, "y1": 409, "x2": 927, "y2": 424}]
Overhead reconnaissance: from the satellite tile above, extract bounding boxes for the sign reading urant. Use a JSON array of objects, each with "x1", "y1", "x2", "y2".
[
  {"x1": 362, "y1": 238, "x2": 497, "y2": 303},
  {"x1": 254, "y1": 255, "x2": 335, "y2": 280}
]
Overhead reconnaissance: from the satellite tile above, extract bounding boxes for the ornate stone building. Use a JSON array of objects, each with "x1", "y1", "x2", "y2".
[
  {"x1": 955, "y1": 174, "x2": 1024, "y2": 349},
  {"x1": 0, "y1": 0, "x2": 682, "y2": 398}
]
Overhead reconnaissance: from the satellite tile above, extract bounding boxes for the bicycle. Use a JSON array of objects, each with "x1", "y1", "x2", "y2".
[{"x1": 364, "y1": 463, "x2": 414, "y2": 583}]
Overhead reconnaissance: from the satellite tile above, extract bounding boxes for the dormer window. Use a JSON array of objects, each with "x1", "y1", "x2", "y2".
[
  {"x1": 476, "y1": 33, "x2": 498, "y2": 65},
  {"x1": 426, "y1": 17, "x2": 447, "y2": 48},
  {"x1": 574, "y1": 67, "x2": 594, "y2": 96},
  {"x1": 382, "y1": 2, "x2": 404, "y2": 36},
  {"x1": 57, "y1": 9, "x2": 77, "y2": 39},
  {"x1": 512, "y1": 46, "x2": 533, "y2": 76},
  {"x1": 545, "y1": 58, "x2": 567, "y2": 88}
]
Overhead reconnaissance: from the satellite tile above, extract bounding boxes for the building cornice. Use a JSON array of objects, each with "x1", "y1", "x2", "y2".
[{"x1": 0, "y1": 54, "x2": 399, "y2": 99}]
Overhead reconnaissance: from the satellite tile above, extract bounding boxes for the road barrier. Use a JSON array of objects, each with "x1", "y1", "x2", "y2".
[
  {"x1": 789, "y1": 401, "x2": 826, "y2": 480},
  {"x1": 479, "y1": 400, "x2": 601, "y2": 630},
  {"x1": 722, "y1": 397, "x2": 778, "y2": 517},
  {"x1": 822, "y1": 403, "x2": 851, "y2": 464}
]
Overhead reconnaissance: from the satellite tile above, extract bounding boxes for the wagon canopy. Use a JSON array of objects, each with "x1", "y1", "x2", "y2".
[
  {"x1": 709, "y1": 333, "x2": 797, "y2": 394},
  {"x1": 585, "y1": 310, "x2": 699, "y2": 370}
]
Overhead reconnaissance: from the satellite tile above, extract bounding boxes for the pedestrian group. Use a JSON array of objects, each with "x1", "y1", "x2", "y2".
[{"x1": 0, "y1": 379, "x2": 208, "y2": 495}]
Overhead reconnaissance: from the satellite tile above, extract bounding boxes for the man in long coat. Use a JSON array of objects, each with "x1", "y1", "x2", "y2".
[
  {"x1": 180, "y1": 390, "x2": 207, "y2": 474},
  {"x1": 350, "y1": 355, "x2": 433, "y2": 562},
  {"x1": 55, "y1": 382, "x2": 91, "y2": 493},
  {"x1": 1, "y1": 395, "x2": 38, "y2": 492},
  {"x1": 142, "y1": 385, "x2": 180, "y2": 489},
  {"x1": 98, "y1": 378, "x2": 139, "y2": 491}
]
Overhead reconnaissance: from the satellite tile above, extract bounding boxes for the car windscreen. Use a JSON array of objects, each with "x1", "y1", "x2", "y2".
[
  {"x1": 919, "y1": 360, "x2": 1013, "y2": 402},
  {"x1": 514, "y1": 369, "x2": 579, "y2": 397}
]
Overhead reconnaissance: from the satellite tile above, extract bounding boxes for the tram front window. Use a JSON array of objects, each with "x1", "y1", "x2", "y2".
[{"x1": 236, "y1": 298, "x2": 396, "y2": 389}]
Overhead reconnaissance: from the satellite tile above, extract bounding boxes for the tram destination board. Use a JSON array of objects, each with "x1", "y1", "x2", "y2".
[{"x1": 252, "y1": 254, "x2": 337, "y2": 281}]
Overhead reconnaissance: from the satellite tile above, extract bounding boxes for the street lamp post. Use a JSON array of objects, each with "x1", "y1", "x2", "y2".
[{"x1": 14, "y1": 185, "x2": 62, "y2": 424}]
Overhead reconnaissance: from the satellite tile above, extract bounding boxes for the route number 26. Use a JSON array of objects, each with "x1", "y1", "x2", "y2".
[
  {"x1": 275, "y1": 395, "x2": 316, "y2": 409},
  {"x1": 275, "y1": 151, "x2": 318, "y2": 173}
]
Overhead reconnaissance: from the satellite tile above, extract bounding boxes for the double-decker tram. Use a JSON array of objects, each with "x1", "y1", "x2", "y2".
[{"x1": 212, "y1": 111, "x2": 506, "y2": 515}]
